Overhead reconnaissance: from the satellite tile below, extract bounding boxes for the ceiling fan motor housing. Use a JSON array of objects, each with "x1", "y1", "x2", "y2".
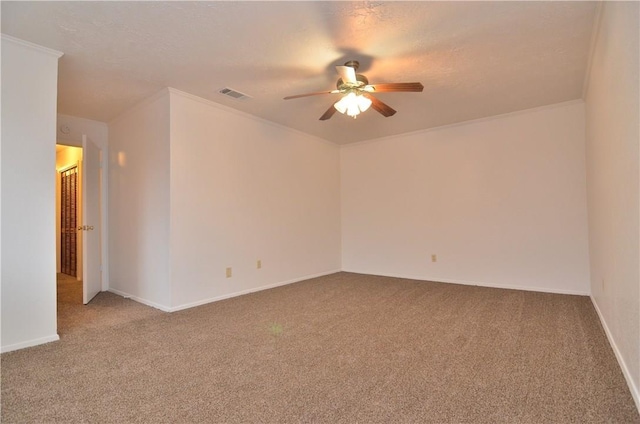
[{"x1": 337, "y1": 74, "x2": 369, "y2": 90}]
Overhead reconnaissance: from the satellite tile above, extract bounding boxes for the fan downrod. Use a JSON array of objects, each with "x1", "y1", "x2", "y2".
[{"x1": 344, "y1": 60, "x2": 360, "y2": 70}]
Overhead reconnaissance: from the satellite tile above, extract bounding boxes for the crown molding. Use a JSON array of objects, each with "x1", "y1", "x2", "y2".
[
  {"x1": 581, "y1": 2, "x2": 604, "y2": 100},
  {"x1": 341, "y1": 99, "x2": 585, "y2": 149},
  {"x1": 1, "y1": 34, "x2": 63, "y2": 58}
]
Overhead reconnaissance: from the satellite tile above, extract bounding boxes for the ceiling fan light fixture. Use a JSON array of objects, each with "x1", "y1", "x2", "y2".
[
  {"x1": 334, "y1": 92, "x2": 372, "y2": 118},
  {"x1": 357, "y1": 94, "x2": 372, "y2": 112},
  {"x1": 346, "y1": 102, "x2": 360, "y2": 118}
]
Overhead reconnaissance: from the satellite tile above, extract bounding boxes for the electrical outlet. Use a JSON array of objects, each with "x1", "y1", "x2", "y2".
[
  {"x1": 226, "y1": 267, "x2": 232, "y2": 278},
  {"x1": 257, "y1": 260, "x2": 262, "y2": 269},
  {"x1": 431, "y1": 254, "x2": 437, "y2": 262}
]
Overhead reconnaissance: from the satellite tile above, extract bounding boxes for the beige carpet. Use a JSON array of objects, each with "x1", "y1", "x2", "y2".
[{"x1": 2, "y1": 272, "x2": 638, "y2": 423}]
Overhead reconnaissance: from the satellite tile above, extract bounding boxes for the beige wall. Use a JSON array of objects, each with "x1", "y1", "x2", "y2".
[
  {"x1": 341, "y1": 101, "x2": 590, "y2": 295},
  {"x1": 107, "y1": 88, "x2": 341, "y2": 311},
  {"x1": 584, "y1": 1, "x2": 640, "y2": 408},
  {"x1": 168, "y1": 89, "x2": 341, "y2": 310},
  {"x1": 55, "y1": 145, "x2": 83, "y2": 277},
  {"x1": 108, "y1": 90, "x2": 172, "y2": 309},
  {"x1": 1, "y1": 36, "x2": 62, "y2": 352}
]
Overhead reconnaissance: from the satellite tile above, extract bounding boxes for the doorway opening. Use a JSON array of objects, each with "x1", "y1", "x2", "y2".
[
  {"x1": 56, "y1": 144, "x2": 83, "y2": 304},
  {"x1": 55, "y1": 136, "x2": 103, "y2": 335}
]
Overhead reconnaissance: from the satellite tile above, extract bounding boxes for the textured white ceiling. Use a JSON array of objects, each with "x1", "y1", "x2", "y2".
[{"x1": 2, "y1": 1, "x2": 597, "y2": 144}]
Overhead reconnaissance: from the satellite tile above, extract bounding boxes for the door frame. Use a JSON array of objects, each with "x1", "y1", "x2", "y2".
[
  {"x1": 55, "y1": 134, "x2": 108, "y2": 293},
  {"x1": 81, "y1": 134, "x2": 102, "y2": 304}
]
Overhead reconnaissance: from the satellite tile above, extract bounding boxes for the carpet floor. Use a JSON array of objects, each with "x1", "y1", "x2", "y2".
[{"x1": 2, "y1": 272, "x2": 638, "y2": 423}]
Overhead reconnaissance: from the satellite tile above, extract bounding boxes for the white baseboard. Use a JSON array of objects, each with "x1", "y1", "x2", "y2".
[
  {"x1": 108, "y1": 270, "x2": 341, "y2": 313},
  {"x1": 590, "y1": 296, "x2": 640, "y2": 413},
  {"x1": 168, "y1": 269, "x2": 341, "y2": 312},
  {"x1": 341, "y1": 269, "x2": 590, "y2": 296},
  {"x1": 1, "y1": 334, "x2": 60, "y2": 353},
  {"x1": 107, "y1": 288, "x2": 172, "y2": 312}
]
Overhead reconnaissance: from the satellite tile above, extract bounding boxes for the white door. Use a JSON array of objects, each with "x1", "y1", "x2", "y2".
[{"x1": 82, "y1": 135, "x2": 102, "y2": 304}]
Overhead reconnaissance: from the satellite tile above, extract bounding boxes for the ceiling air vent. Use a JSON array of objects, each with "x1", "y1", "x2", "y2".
[{"x1": 218, "y1": 87, "x2": 251, "y2": 101}]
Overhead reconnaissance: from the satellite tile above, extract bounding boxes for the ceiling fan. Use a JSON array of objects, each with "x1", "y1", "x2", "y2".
[{"x1": 284, "y1": 60, "x2": 423, "y2": 120}]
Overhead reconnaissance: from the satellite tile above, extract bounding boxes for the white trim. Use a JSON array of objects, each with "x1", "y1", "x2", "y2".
[
  {"x1": 109, "y1": 270, "x2": 341, "y2": 313},
  {"x1": 167, "y1": 269, "x2": 341, "y2": 312},
  {"x1": 1, "y1": 334, "x2": 60, "y2": 353},
  {"x1": 582, "y1": 2, "x2": 604, "y2": 100},
  {"x1": 167, "y1": 87, "x2": 336, "y2": 148},
  {"x1": 341, "y1": 99, "x2": 585, "y2": 149},
  {"x1": 108, "y1": 288, "x2": 172, "y2": 312},
  {"x1": 1, "y1": 34, "x2": 63, "y2": 58},
  {"x1": 341, "y1": 269, "x2": 590, "y2": 296},
  {"x1": 590, "y1": 296, "x2": 640, "y2": 412}
]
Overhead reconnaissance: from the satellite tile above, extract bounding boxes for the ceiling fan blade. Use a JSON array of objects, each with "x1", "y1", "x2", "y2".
[
  {"x1": 367, "y1": 82, "x2": 424, "y2": 93},
  {"x1": 363, "y1": 93, "x2": 397, "y2": 117},
  {"x1": 319, "y1": 103, "x2": 337, "y2": 121},
  {"x1": 336, "y1": 65, "x2": 357, "y2": 84},
  {"x1": 284, "y1": 90, "x2": 336, "y2": 100}
]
